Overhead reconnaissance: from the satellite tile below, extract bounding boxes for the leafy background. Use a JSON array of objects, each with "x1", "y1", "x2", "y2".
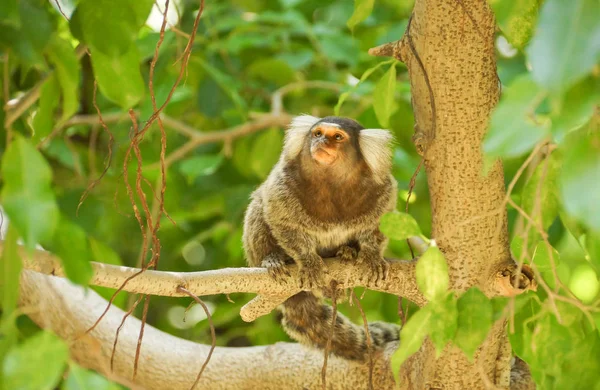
[{"x1": 0, "y1": 0, "x2": 599, "y2": 388}]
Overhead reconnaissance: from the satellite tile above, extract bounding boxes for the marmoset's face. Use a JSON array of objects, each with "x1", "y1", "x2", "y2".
[{"x1": 309, "y1": 123, "x2": 351, "y2": 166}]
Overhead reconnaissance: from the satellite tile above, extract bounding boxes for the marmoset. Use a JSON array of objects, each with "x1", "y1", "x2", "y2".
[{"x1": 243, "y1": 115, "x2": 400, "y2": 360}]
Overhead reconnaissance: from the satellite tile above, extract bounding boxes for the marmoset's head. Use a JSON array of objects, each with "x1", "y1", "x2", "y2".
[{"x1": 283, "y1": 115, "x2": 394, "y2": 182}]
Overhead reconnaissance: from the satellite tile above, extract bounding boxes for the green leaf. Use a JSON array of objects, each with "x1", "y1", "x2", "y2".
[
  {"x1": 250, "y1": 129, "x2": 283, "y2": 179},
  {"x1": 75, "y1": 0, "x2": 138, "y2": 57},
  {"x1": 379, "y1": 211, "x2": 422, "y2": 241},
  {"x1": 179, "y1": 154, "x2": 225, "y2": 185},
  {"x1": 232, "y1": 136, "x2": 257, "y2": 179},
  {"x1": 520, "y1": 152, "x2": 561, "y2": 231},
  {"x1": 560, "y1": 128, "x2": 600, "y2": 232},
  {"x1": 195, "y1": 58, "x2": 247, "y2": 118},
  {"x1": 0, "y1": 225, "x2": 21, "y2": 322},
  {"x1": 416, "y1": 246, "x2": 449, "y2": 301},
  {"x1": 373, "y1": 64, "x2": 397, "y2": 128},
  {"x1": 429, "y1": 294, "x2": 458, "y2": 354},
  {"x1": 489, "y1": 0, "x2": 539, "y2": 49},
  {"x1": 508, "y1": 293, "x2": 540, "y2": 360},
  {"x1": 62, "y1": 363, "x2": 121, "y2": 390},
  {"x1": 550, "y1": 78, "x2": 600, "y2": 142},
  {"x1": 0, "y1": 136, "x2": 59, "y2": 250},
  {"x1": 529, "y1": 241, "x2": 560, "y2": 272},
  {"x1": 529, "y1": 313, "x2": 576, "y2": 374},
  {"x1": 3, "y1": 331, "x2": 69, "y2": 390},
  {"x1": 90, "y1": 45, "x2": 145, "y2": 109},
  {"x1": 347, "y1": 0, "x2": 374, "y2": 30},
  {"x1": 454, "y1": 288, "x2": 493, "y2": 360},
  {"x1": 586, "y1": 232, "x2": 600, "y2": 270},
  {"x1": 45, "y1": 37, "x2": 81, "y2": 121},
  {"x1": 32, "y1": 75, "x2": 60, "y2": 144},
  {"x1": 526, "y1": 0, "x2": 600, "y2": 92},
  {"x1": 18, "y1": 0, "x2": 53, "y2": 54},
  {"x1": 0, "y1": 24, "x2": 46, "y2": 69},
  {"x1": 0, "y1": 0, "x2": 19, "y2": 27},
  {"x1": 47, "y1": 216, "x2": 94, "y2": 285},
  {"x1": 483, "y1": 74, "x2": 549, "y2": 159},
  {"x1": 390, "y1": 306, "x2": 432, "y2": 382},
  {"x1": 335, "y1": 59, "x2": 394, "y2": 115},
  {"x1": 554, "y1": 301, "x2": 582, "y2": 327},
  {"x1": 247, "y1": 58, "x2": 297, "y2": 86}
]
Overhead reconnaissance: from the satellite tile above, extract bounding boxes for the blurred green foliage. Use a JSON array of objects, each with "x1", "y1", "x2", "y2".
[{"x1": 0, "y1": 0, "x2": 599, "y2": 388}]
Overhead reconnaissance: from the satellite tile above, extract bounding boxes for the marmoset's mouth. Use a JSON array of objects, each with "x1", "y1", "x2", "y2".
[{"x1": 312, "y1": 147, "x2": 337, "y2": 165}]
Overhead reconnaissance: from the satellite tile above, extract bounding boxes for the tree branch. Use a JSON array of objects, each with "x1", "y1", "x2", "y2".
[
  {"x1": 19, "y1": 269, "x2": 397, "y2": 390},
  {"x1": 7, "y1": 243, "x2": 426, "y2": 321},
  {"x1": 18, "y1": 267, "x2": 533, "y2": 389}
]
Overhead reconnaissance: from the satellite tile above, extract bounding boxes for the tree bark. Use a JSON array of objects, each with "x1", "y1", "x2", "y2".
[{"x1": 394, "y1": 0, "x2": 516, "y2": 388}]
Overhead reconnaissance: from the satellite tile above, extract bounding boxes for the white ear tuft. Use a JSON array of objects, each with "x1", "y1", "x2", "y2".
[
  {"x1": 359, "y1": 129, "x2": 395, "y2": 180},
  {"x1": 283, "y1": 114, "x2": 321, "y2": 161}
]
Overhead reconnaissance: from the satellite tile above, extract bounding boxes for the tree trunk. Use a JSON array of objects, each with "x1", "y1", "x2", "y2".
[{"x1": 395, "y1": 0, "x2": 514, "y2": 388}]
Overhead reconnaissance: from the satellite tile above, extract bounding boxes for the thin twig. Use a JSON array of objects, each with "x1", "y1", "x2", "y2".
[
  {"x1": 133, "y1": 295, "x2": 151, "y2": 379},
  {"x1": 111, "y1": 294, "x2": 144, "y2": 372},
  {"x1": 177, "y1": 286, "x2": 216, "y2": 390}
]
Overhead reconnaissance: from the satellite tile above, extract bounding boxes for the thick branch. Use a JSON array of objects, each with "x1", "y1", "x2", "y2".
[
  {"x1": 18, "y1": 268, "x2": 533, "y2": 390},
  {"x1": 19, "y1": 269, "x2": 396, "y2": 390}
]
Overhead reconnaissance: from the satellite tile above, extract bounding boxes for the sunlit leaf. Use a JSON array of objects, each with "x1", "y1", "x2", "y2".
[
  {"x1": 0, "y1": 136, "x2": 59, "y2": 250},
  {"x1": 390, "y1": 306, "x2": 432, "y2": 383},
  {"x1": 527, "y1": 0, "x2": 600, "y2": 92},
  {"x1": 416, "y1": 246, "x2": 449, "y2": 301},
  {"x1": 179, "y1": 154, "x2": 225, "y2": 184},
  {"x1": 45, "y1": 37, "x2": 81, "y2": 120},
  {"x1": 379, "y1": 211, "x2": 422, "y2": 241},
  {"x1": 521, "y1": 152, "x2": 561, "y2": 231},
  {"x1": 32, "y1": 75, "x2": 60, "y2": 144},
  {"x1": 90, "y1": 45, "x2": 145, "y2": 109},
  {"x1": 550, "y1": 78, "x2": 600, "y2": 142},
  {"x1": 560, "y1": 128, "x2": 600, "y2": 232},
  {"x1": 347, "y1": 0, "x2": 374, "y2": 30},
  {"x1": 250, "y1": 129, "x2": 283, "y2": 179},
  {"x1": 454, "y1": 288, "x2": 493, "y2": 360},
  {"x1": 490, "y1": 0, "x2": 539, "y2": 49},
  {"x1": 3, "y1": 331, "x2": 69, "y2": 390},
  {"x1": 508, "y1": 293, "x2": 539, "y2": 360},
  {"x1": 373, "y1": 64, "x2": 397, "y2": 128},
  {"x1": 531, "y1": 241, "x2": 560, "y2": 272},
  {"x1": 569, "y1": 263, "x2": 600, "y2": 303},
  {"x1": 484, "y1": 74, "x2": 549, "y2": 159},
  {"x1": 429, "y1": 294, "x2": 457, "y2": 354},
  {"x1": 530, "y1": 314, "x2": 576, "y2": 374},
  {"x1": 335, "y1": 59, "x2": 394, "y2": 115}
]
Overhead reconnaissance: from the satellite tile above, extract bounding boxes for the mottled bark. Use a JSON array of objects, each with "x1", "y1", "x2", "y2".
[{"x1": 393, "y1": 0, "x2": 518, "y2": 388}]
